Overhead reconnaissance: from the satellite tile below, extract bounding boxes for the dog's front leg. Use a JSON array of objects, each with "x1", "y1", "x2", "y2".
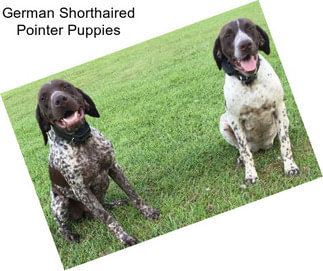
[
  {"x1": 70, "y1": 182, "x2": 137, "y2": 246},
  {"x1": 228, "y1": 115, "x2": 259, "y2": 184},
  {"x1": 275, "y1": 102, "x2": 300, "y2": 176},
  {"x1": 109, "y1": 163, "x2": 160, "y2": 219}
]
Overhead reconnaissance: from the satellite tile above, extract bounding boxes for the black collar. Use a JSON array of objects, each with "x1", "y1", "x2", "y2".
[
  {"x1": 51, "y1": 121, "x2": 92, "y2": 144},
  {"x1": 221, "y1": 56, "x2": 260, "y2": 85}
]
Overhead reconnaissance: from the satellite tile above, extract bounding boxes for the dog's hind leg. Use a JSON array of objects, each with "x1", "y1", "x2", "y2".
[
  {"x1": 220, "y1": 113, "x2": 245, "y2": 165},
  {"x1": 50, "y1": 189, "x2": 80, "y2": 242},
  {"x1": 219, "y1": 113, "x2": 238, "y2": 148}
]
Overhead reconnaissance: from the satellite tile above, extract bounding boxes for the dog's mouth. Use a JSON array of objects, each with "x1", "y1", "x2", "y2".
[
  {"x1": 55, "y1": 108, "x2": 84, "y2": 131},
  {"x1": 235, "y1": 54, "x2": 258, "y2": 75}
]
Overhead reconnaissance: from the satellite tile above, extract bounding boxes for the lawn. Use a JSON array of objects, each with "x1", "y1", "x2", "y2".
[{"x1": 1, "y1": 1, "x2": 321, "y2": 269}]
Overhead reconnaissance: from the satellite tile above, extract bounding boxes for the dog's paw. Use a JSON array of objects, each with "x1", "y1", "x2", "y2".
[
  {"x1": 62, "y1": 231, "x2": 80, "y2": 242},
  {"x1": 241, "y1": 176, "x2": 258, "y2": 189},
  {"x1": 244, "y1": 176, "x2": 258, "y2": 185},
  {"x1": 120, "y1": 234, "x2": 138, "y2": 246},
  {"x1": 103, "y1": 199, "x2": 128, "y2": 209},
  {"x1": 285, "y1": 167, "x2": 300, "y2": 177},
  {"x1": 145, "y1": 209, "x2": 161, "y2": 219},
  {"x1": 245, "y1": 166, "x2": 258, "y2": 185},
  {"x1": 141, "y1": 206, "x2": 160, "y2": 219},
  {"x1": 284, "y1": 160, "x2": 300, "y2": 177}
]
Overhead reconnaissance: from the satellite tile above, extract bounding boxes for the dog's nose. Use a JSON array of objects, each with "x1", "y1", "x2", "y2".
[
  {"x1": 239, "y1": 40, "x2": 252, "y2": 52},
  {"x1": 52, "y1": 93, "x2": 68, "y2": 107}
]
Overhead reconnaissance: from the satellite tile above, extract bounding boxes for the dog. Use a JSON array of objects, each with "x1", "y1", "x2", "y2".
[
  {"x1": 213, "y1": 18, "x2": 300, "y2": 185},
  {"x1": 36, "y1": 79, "x2": 160, "y2": 245}
]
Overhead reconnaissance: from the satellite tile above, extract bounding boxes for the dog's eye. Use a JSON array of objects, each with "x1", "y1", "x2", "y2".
[
  {"x1": 62, "y1": 84, "x2": 71, "y2": 91},
  {"x1": 224, "y1": 32, "x2": 232, "y2": 39},
  {"x1": 41, "y1": 96, "x2": 45, "y2": 101},
  {"x1": 245, "y1": 24, "x2": 254, "y2": 32}
]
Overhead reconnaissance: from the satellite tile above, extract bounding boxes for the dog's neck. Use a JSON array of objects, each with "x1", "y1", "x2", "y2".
[
  {"x1": 222, "y1": 56, "x2": 260, "y2": 85},
  {"x1": 50, "y1": 121, "x2": 92, "y2": 144}
]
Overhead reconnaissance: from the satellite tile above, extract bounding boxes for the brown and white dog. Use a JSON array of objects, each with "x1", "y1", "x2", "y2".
[
  {"x1": 36, "y1": 79, "x2": 159, "y2": 245},
  {"x1": 213, "y1": 18, "x2": 300, "y2": 185}
]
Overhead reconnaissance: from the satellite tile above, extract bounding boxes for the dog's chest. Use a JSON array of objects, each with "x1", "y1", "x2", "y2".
[
  {"x1": 49, "y1": 128, "x2": 114, "y2": 184},
  {"x1": 224, "y1": 56, "x2": 283, "y2": 124}
]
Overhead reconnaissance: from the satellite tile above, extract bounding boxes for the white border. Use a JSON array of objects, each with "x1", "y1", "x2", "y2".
[{"x1": 0, "y1": 0, "x2": 322, "y2": 270}]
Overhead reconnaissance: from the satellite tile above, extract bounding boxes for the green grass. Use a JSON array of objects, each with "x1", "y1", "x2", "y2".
[{"x1": 1, "y1": 1, "x2": 321, "y2": 269}]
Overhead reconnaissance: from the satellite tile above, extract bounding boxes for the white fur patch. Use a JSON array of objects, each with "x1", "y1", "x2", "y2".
[
  {"x1": 220, "y1": 53, "x2": 299, "y2": 182},
  {"x1": 233, "y1": 20, "x2": 252, "y2": 59}
]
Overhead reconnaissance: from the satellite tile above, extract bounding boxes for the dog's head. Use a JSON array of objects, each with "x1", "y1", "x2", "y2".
[
  {"x1": 213, "y1": 18, "x2": 270, "y2": 76},
  {"x1": 36, "y1": 79, "x2": 100, "y2": 145}
]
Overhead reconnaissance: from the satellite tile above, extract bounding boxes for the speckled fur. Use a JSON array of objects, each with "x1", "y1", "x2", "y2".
[
  {"x1": 220, "y1": 54, "x2": 300, "y2": 184},
  {"x1": 37, "y1": 80, "x2": 160, "y2": 246},
  {"x1": 48, "y1": 126, "x2": 160, "y2": 245},
  {"x1": 215, "y1": 19, "x2": 300, "y2": 184}
]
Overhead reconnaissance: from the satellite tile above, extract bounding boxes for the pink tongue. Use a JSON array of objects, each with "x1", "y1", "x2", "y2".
[
  {"x1": 240, "y1": 56, "x2": 257, "y2": 72},
  {"x1": 65, "y1": 112, "x2": 79, "y2": 127},
  {"x1": 65, "y1": 112, "x2": 76, "y2": 123}
]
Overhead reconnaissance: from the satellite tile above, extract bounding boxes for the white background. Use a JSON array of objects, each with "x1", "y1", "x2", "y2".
[{"x1": 0, "y1": 0, "x2": 322, "y2": 270}]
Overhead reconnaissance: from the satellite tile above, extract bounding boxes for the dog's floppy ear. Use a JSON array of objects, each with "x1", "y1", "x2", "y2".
[
  {"x1": 36, "y1": 105, "x2": 50, "y2": 145},
  {"x1": 213, "y1": 37, "x2": 223, "y2": 70},
  {"x1": 76, "y1": 88, "x2": 100, "y2": 118},
  {"x1": 256, "y1": 25, "x2": 270, "y2": 55}
]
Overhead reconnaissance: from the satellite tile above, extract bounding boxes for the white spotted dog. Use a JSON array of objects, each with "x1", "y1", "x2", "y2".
[
  {"x1": 213, "y1": 18, "x2": 300, "y2": 185},
  {"x1": 36, "y1": 79, "x2": 160, "y2": 245}
]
